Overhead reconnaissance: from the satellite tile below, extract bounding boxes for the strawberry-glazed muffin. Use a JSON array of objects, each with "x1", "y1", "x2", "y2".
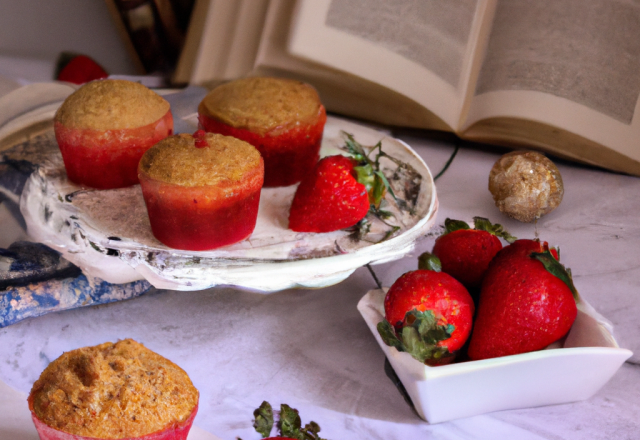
[
  {"x1": 28, "y1": 339, "x2": 199, "y2": 440},
  {"x1": 197, "y1": 76, "x2": 326, "y2": 187},
  {"x1": 54, "y1": 79, "x2": 173, "y2": 189},
  {"x1": 138, "y1": 130, "x2": 264, "y2": 251}
]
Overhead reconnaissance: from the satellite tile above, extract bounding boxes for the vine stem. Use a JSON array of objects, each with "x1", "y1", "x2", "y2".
[
  {"x1": 366, "y1": 263, "x2": 383, "y2": 289},
  {"x1": 433, "y1": 139, "x2": 460, "y2": 181}
]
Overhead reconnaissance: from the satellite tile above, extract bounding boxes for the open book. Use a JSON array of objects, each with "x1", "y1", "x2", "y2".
[{"x1": 172, "y1": 0, "x2": 640, "y2": 176}]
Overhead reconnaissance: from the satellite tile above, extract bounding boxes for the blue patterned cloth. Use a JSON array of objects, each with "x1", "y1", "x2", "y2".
[
  {"x1": 0, "y1": 272, "x2": 151, "y2": 328},
  {"x1": 0, "y1": 241, "x2": 152, "y2": 328}
]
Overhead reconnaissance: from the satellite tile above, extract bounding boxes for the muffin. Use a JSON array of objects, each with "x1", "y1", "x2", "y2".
[
  {"x1": 198, "y1": 76, "x2": 326, "y2": 187},
  {"x1": 138, "y1": 130, "x2": 264, "y2": 251},
  {"x1": 54, "y1": 79, "x2": 173, "y2": 189},
  {"x1": 28, "y1": 339, "x2": 199, "y2": 440}
]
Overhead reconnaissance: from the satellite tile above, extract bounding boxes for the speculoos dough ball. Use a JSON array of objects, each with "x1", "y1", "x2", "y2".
[{"x1": 488, "y1": 150, "x2": 564, "y2": 223}]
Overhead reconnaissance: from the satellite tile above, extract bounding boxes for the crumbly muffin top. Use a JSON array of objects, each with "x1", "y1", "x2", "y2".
[
  {"x1": 139, "y1": 132, "x2": 263, "y2": 187},
  {"x1": 29, "y1": 339, "x2": 198, "y2": 439},
  {"x1": 55, "y1": 79, "x2": 170, "y2": 130},
  {"x1": 198, "y1": 76, "x2": 323, "y2": 134}
]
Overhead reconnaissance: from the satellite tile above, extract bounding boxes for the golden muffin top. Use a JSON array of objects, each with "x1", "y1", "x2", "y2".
[
  {"x1": 29, "y1": 339, "x2": 198, "y2": 439},
  {"x1": 139, "y1": 131, "x2": 263, "y2": 187},
  {"x1": 198, "y1": 76, "x2": 323, "y2": 135},
  {"x1": 54, "y1": 79, "x2": 170, "y2": 130}
]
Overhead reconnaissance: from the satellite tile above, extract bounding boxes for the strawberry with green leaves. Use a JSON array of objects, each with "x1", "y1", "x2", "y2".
[
  {"x1": 377, "y1": 253, "x2": 475, "y2": 365},
  {"x1": 289, "y1": 132, "x2": 402, "y2": 234},
  {"x1": 431, "y1": 217, "x2": 516, "y2": 293},
  {"x1": 467, "y1": 239, "x2": 578, "y2": 360}
]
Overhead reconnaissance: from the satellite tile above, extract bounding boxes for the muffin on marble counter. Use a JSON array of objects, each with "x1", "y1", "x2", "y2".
[
  {"x1": 197, "y1": 76, "x2": 326, "y2": 187},
  {"x1": 28, "y1": 338, "x2": 198, "y2": 440},
  {"x1": 54, "y1": 79, "x2": 173, "y2": 189},
  {"x1": 138, "y1": 130, "x2": 264, "y2": 251}
]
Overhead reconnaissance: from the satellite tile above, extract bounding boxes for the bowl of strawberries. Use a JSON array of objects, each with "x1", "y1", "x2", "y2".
[{"x1": 358, "y1": 217, "x2": 632, "y2": 423}]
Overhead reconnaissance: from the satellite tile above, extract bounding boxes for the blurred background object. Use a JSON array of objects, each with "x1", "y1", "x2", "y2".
[
  {"x1": 105, "y1": 0, "x2": 195, "y2": 75},
  {"x1": 0, "y1": 0, "x2": 140, "y2": 81}
]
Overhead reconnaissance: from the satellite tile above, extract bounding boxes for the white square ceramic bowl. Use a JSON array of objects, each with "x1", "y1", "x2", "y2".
[{"x1": 358, "y1": 289, "x2": 632, "y2": 424}]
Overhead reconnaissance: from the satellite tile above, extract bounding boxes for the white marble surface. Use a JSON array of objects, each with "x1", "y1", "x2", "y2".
[{"x1": 2, "y1": 128, "x2": 639, "y2": 439}]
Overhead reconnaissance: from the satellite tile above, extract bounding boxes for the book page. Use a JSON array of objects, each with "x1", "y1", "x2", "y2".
[
  {"x1": 252, "y1": 0, "x2": 449, "y2": 130},
  {"x1": 287, "y1": 0, "x2": 482, "y2": 130},
  {"x1": 462, "y1": 0, "x2": 640, "y2": 172}
]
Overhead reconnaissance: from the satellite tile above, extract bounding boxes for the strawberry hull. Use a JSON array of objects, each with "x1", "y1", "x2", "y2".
[
  {"x1": 139, "y1": 169, "x2": 262, "y2": 251},
  {"x1": 198, "y1": 107, "x2": 326, "y2": 187},
  {"x1": 55, "y1": 111, "x2": 173, "y2": 189}
]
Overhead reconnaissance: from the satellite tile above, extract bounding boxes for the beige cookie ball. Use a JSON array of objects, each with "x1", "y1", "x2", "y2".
[{"x1": 488, "y1": 151, "x2": 563, "y2": 223}]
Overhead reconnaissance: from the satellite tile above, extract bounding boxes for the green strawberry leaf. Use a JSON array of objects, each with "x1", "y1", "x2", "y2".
[
  {"x1": 417, "y1": 252, "x2": 442, "y2": 272},
  {"x1": 443, "y1": 218, "x2": 470, "y2": 234},
  {"x1": 473, "y1": 216, "x2": 517, "y2": 243},
  {"x1": 279, "y1": 404, "x2": 302, "y2": 438},
  {"x1": 376, "y1": 209, "x2": 394, "y2": 220},
  {"x1": 253, "y1": 401, "x2": 274, "y2": 438},
  {"x1": 342, "y1": 132, "x2": 368, "y2": 162},
  {"x1": 377, "y1": 309, "x2": 453, "y2": 364},
  {"x1": 279, "y1": 404, "x2": 326, "y2": 440},
  {"x1": 531, "y1": 250, "x2": 579, "y2": 301},
  {"x1": 377, "y1": 319, "x2": 405, "y2": 351},
  {"x1": 302, "y1": 421, "x2": 323, "y2": 439},
  {"x1": 374, "y1": 170, "x2": 398, "y2": 203}
]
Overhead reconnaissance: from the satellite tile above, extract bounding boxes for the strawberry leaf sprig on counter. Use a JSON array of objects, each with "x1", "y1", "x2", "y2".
[{"x1": 249, "y1": 401, "x2": 327, "y2": 440}]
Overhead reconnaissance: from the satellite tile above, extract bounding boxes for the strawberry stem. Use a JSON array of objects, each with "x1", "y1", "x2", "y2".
[
  {"x1": 417, "y1": 252, "x2": 442, "y2": 272},
  {"x1": 340, "y1": 131, "x2": 419, "y2": 243},
  {"x1": 443, "y1": 218, "x2": 471, "y2": 234}
]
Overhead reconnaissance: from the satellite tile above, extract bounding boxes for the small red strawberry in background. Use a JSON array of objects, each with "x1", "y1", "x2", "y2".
[
  {"x1": 377, "y1": 253, "x2": 475, "y2": 366},
  {"x1": 430, "y1": 217, "x2": 516, "y2": 294},
  {"x1": 56, "y1": 54, "x2": 108, "y2": 85},
  {"x1": 467, "y1": 239, "x2": 578, "y2": 361},
  {"x1": 288, "y1": 155, "x2": 370, "y2": 232}
]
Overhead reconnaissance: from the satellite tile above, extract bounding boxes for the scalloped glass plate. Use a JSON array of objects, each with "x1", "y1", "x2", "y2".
[{"x1": 2, "y1": 83, "x2": 438, "y2": 292}]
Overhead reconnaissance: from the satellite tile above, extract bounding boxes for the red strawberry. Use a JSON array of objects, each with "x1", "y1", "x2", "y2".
[
  {"x1": 57, "y1": 55, "x2": 108, "y2": 85},
  {"x1": 288, "y1": 155, "x2": 370, "y2": 232},
  {"x1": 430, "y1": 217, "x2": 516, "y2": 293},
  {"x1": 378, "y1": 254, "x2": 475, "y2": 365},
  {"x1": 467, "y1": 239, "x2": 578, "y2": 360}
]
